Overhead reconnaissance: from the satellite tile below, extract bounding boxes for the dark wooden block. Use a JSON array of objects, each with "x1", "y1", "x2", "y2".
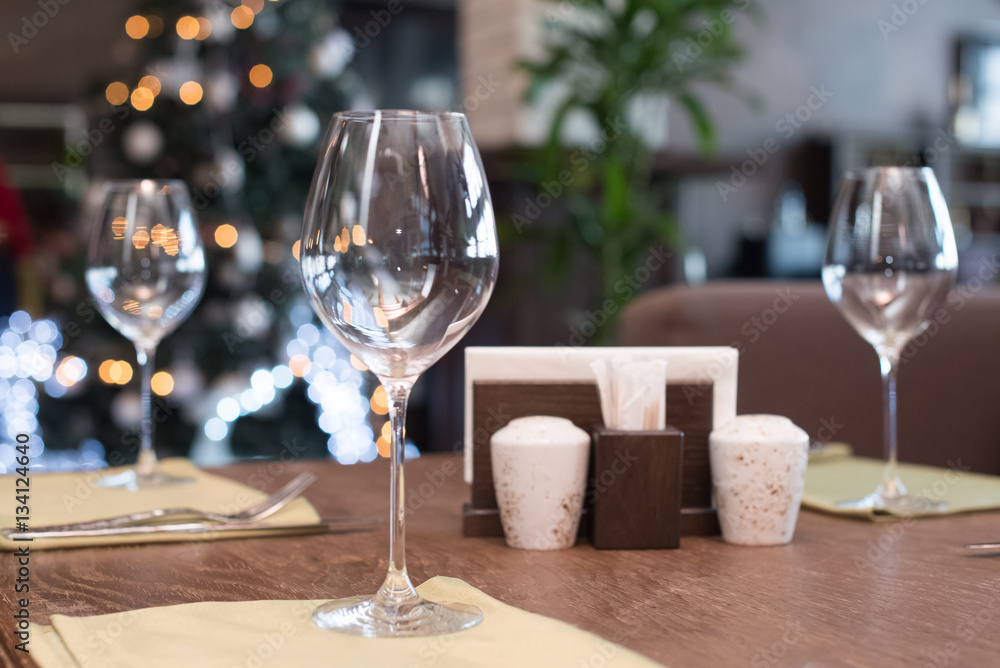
[
  {"x1": 463, "y1": 380, "x2": 718, "y2": 538},
  {"x1": 681, "y1": 507, "x2": 721, "y2": 536},
  {"x1": 589, "y1": 427, "x2": 683, "y2": 550}
]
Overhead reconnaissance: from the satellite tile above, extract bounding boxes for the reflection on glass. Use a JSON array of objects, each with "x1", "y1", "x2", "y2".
[{"x1": 85, "y1": 179, "x2": 206, "y2": 489}]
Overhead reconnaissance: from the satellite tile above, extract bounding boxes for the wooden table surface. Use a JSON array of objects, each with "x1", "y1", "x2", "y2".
[{"x1": 2, "y1": 454, "x2": 999, "y2": 667}]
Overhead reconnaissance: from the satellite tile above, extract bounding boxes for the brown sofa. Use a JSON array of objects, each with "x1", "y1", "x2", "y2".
[{"x1": 619, "y1": 280, "x2": 1000, "y2": 475}]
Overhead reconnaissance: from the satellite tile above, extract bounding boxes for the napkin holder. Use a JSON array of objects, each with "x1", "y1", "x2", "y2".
[
  {"x1": 589, "y1": 426, "x2": 684, "y2": 549},
  {"x1": 462, "y1": 380, "x2": 720, "y2": 538}
]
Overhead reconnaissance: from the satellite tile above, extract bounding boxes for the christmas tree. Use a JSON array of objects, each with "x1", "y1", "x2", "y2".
[{"x1": 26, "y1": 0, "x2": 394, "y2": 470}]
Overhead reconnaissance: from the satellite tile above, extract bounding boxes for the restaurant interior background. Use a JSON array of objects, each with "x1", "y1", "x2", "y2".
[{"x1": 1, "y1": 0, "x2": 999, "y2": 473}]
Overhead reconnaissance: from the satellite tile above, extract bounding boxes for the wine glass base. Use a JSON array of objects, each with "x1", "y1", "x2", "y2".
[
  {"x1": 96, "y1": 469, "x2": 196, "y2": 491},
  {"x1": 312, "y1": 595, "x2": 483, "y2": 637},
  {"x1": 836, "y1": 491, "x2": 947, "y2": 515}
]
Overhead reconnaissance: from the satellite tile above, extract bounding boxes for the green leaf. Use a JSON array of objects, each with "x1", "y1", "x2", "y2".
[
  {"x1": 601, "y1": 156, "x2": 630, "y2": 231},
  {"x1": 677, "y1": 92, "x2": 716, "y2": 154}
]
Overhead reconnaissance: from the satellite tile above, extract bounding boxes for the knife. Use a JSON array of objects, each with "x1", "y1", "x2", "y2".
[{"x1": 2, "y1": 518, "x2": 379, "y2": 540}]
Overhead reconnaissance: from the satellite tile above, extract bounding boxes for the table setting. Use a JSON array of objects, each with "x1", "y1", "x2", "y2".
[{"x1": 3, "y1": 113, "x2": 1000, "y2": 668}]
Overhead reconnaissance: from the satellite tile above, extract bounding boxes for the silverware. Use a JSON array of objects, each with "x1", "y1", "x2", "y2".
[
  {"x1": 9, "y1": 471, "x2": 318, "y2": 534},
  {"x1": 965, "y1": 542, "x2": 1000, "y2": 551},
  {"x1": 3, "y1": 517, "x2": 379, "y2": 540}
]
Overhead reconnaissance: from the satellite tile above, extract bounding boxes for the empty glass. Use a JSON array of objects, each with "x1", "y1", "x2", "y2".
[
  {"x1": 86, "y1": 179, "x2": 206, "y2": 489},
  {"x1": 822, "y1": 167, "x2": 958, "y2": 513},
  {"x1": 300, "y1": 110, "x2": 499, "y2": 636}
]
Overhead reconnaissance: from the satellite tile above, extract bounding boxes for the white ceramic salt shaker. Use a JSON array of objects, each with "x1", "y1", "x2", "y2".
[
  {"x1": 490, "y1": 416, "x2": 590, "y2": 550},
  {"x1": 709, "y1": 414, "x2": 809, "y2": 546}
]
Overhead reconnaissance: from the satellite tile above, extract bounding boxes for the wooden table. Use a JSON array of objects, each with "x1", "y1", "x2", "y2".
[{"x1": 2, "y1": 454, "x2": 999, "y2": 667}]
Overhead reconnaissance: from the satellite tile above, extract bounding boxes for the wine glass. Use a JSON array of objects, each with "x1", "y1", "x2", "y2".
[
  {"x1": 85, "y1": 179, "x2": 206, "y2": 490},
  {"x1": 300, "y1": 110, "x2": 498, "y2": 637},
  {"x1": 821, "y1": 166, "x2": 958, "y2": 513}
]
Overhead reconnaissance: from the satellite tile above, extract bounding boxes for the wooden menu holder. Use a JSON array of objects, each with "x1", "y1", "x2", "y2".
[{"x1": 462, "y1": 380, "x2": 720, "y2": 538}]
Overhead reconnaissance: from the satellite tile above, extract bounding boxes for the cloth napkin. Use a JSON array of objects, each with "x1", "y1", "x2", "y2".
[
  {"x1": 803, "y1": 448, "x2": 1000, "y2": 519},
  {"x1": 28, "y1": 576, "x2": 664, "y2": 668},
  {"x1": 0, "y1": 459, "x2": 321, "y2": 550}
]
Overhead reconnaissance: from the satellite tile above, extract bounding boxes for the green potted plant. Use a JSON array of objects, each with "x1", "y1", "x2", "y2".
[{"x1": 515, "y1": 0, "x2": 752, "y2": 342}]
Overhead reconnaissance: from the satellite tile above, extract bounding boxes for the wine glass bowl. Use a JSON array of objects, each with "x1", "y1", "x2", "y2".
[
  {"x1": 300, "y1": 110, "x2": 498, "y2": 636},
  {"x1": 822, "y1": 166, "x2": 958, "y2": 513},
  {"x1": 86, "y1": 179, "x2": 206, "y2": 489}
]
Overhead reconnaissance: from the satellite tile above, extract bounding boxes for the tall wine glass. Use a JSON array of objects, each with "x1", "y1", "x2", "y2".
[
  {"x1": 822, "y1": 167, "x2": 958, "y2": 513},
  {"x1": 85, "y1": 179, "x2": 206, "y2": 489},
  {"x1": 300, "y1": 110, "x2": 498, "y2": 636}
]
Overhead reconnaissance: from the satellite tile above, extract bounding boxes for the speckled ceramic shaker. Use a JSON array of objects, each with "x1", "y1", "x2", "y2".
[
  {"x1": 709, "y1": 414, "x2": 809, "y2": 546},
  {"x1": 490, "y1": 416, "x2": 590, "y2": 550}
]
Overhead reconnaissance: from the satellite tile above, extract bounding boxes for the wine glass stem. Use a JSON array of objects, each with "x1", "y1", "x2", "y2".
[
  {"x1": 135, "y1": 344, "x2": 158, "y2": 478},
  {"x1": 374, "y1": 379, "x2": 420, "y2": 607},
  {"x1": 878, "y1": 352, "x2": 903, "y2": 497}
]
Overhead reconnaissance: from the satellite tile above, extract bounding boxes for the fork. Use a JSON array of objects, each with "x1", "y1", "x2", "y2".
[{"x1": 17, "y1": 471, "x2": 318, "y2": 533}]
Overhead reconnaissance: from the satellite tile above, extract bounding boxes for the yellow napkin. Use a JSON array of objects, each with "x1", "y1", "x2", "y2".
[
  {"x1": 0, "y1": 459, "x2": 321, "y2": 550},
  {"x1": 803, "y1": 451, "x2": 1000, "y2": 519},
  {"x1": 28, "y1": 576, "x2": 664, "y2": 668}
]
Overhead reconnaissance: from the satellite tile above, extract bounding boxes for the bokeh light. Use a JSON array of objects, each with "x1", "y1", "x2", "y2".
[
  {"x1": 370, "y1": 385, "x2": 388, "y2": 415},
  {"x1": 98, "y1": 360, "x2": 134, "y2": 385},
  {"x1": 289, "y1": 354, "x2": 311, "y2": 377},
  {"x1": 131, "y1": 228, "x2": 151, "y2": 249},
  {"x1": 176, "y1": 16, "x2": 200, "y2": 40},
  {"x1": 249, "y1": 64, "x2": 273, "y2": 88},
  {"x1": 54, "y1": 357, "x2": 87, "y2": 388},
  {"x1": 146, "y1": 15, "x2": 164, "y2": 38},
  {"x1": 130, "y1": 87, "x2": 154, "y2": 111},
  {"x1": 138, "y1": 75, "x2": 161, "y2": 96},
  {"x1": 231, "y1": 6, "x2": 254, "y2": 29},
  {"x1": 106, "y1": 82, "x2": 129, "y2": 106},
  {"x1": 195, "y1": 17, "x2": 212, "y2": 40},
  {"x1": 125, "y1": 15, "x2": 149, "y2": 39},
  {"x1": 179, "y1": 81, "x2": 203, "y2": 105},
  {"x1": 151, "y1": 371, "x2": 174, "y2": 396},
  {"x1": 214, "y1": 224, "x2": 238, "y2": 248},
  {"x1": 352, "y1": 225, "x2": 366, "y2": 246}
]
